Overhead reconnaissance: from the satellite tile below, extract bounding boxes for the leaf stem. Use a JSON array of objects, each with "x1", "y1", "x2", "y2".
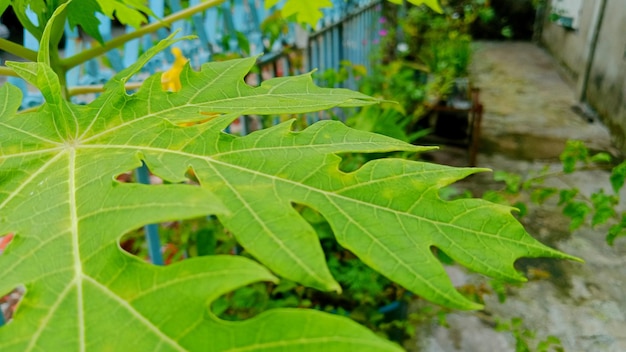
[
  {"x1": 60, "y1": 0, "x2": 225, "y2": 71},
  {"x1": 67, "y1": 82, "x2": 144, "y2": 96},
  {"x1": 524, "y1": 164, "x2": 614, "y2": 185},
  {"x1": 0, "y1": 65, "x2": 20, "y2": 77},
  {"x1": 0, "y1": 38, "x2": 38, "y2": 62}
]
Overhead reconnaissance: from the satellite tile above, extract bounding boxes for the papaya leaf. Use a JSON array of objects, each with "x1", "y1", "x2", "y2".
[
  {"x1": 0, "y1": 58, "x2": 402, "y2": 352},
  {"x1": 95, "y1": 0, "x2": 153, "y2": 28},
  {"x1": 3, "y1": 0, "x2": 148, "y2": 44},
  {"x1": 1, "y1": 6, "x2": 576, "y2": 350},
  {"x1": 0, "y1": 8, "x2": 401, "y2": 349}
]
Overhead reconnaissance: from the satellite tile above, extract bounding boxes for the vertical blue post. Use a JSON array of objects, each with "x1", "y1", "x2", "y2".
[
  {"x1": 0, "y1": 306, "x2": 5, "y2": 326},
  {"x1": 135, "y1": 163, "x2": 165, "y2": 265}
]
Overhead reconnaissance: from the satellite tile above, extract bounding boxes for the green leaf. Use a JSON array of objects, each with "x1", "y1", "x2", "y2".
[
  {"x1": 67, "y1": 0, "x2": 104, "y2": 43},
  {"x1": 494, "y1": 170, "x2": 522, "y2": 194},
  {"x1": 482, "y1": 190, "x2": 508, "y2": 206},
  {"x1": 559, "y1": 140, "x2": 589, "y2": 173},
  {"x1": 610, "y1": 161, "x2": 626, "y2": 193},
  {"x1": 607, "y1": 213, "x2": 626, "y2": 246},
  {"x1": 530, "y1": 187, "x2": 558, "y2": 204},
  {"x1": 590, "y1": 152, "x2": 612, "y2": 163},
  {"x1": 266, "y1": 0, "x2": 333, "y2": 27},
  {"x1": 558, "y1": 189, "x2": 578, "y2": 205},
  {"x1": 6, "y1": 0, "x2": 105, "y2": 43},
  {"x1": 1, "y1": 8, "x2": 576, "y2": 349},
  {"x1": 388, "y1": 0, "x2": 443, "y2": 13},
  {"x1": 0, "y1": 61, "x2": 403, "y2": 352},
  {"x1": 591, "y1": 190, "x2": 617, "y2": 227},
  {"x1": 513, "y1": 201, "x2": 528, "y2": 217},
  {"x1": 95, "y1": 0, "x2": 152, "y2": 28},
  {"x1": 0, "y1": 0, "x2": 9, "y2": 16},
  {"x1": 563, "y1": 201, "x2": 592, "y2": 231},
  {"x1": 266, "y1": 0, "x2": 443, "y2": 27}
]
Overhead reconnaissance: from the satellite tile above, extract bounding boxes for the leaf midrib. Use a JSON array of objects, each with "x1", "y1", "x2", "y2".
[
  {"x1": 80, "y1": 145, "x2": 536, "y2": 248},
  {"x1": 68, "y1": 148, "x2": 86, "y2": 351},
  {"x1": 81, "y1": 143, "x2": 539, "y2": 296}
]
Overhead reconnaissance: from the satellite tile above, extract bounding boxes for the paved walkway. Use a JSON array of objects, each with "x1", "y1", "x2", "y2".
[
  {"x1": 414, "y1": 42, "x2": 626, "y2": 352},
  {"x1": 473, "y1": 41, "x2": 612, "y2": 159}
]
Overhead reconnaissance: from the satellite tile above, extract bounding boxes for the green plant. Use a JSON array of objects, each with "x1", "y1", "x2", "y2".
[
  {"x1": 496, "y1": 317, "x2": 564, "y2": 352},
  {"x1": 479, "y1": 140, "x2": 626, "y2": 245},
  {"x1": 0, "y1": 1, "x2": 578, "y2": 350},
  {"x1": 268, "y1": 0, "x2": 443, "y2": 27}
]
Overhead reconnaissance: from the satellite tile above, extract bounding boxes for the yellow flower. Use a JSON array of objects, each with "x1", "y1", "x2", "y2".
[{"x1": 161, "y1": 47, "x2": 188, "y2": 92}]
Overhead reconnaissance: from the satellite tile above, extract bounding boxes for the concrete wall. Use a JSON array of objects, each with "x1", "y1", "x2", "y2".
[
  {"x1": 541, "y1": 0, "x2": 596, "y2": 82},
  {"x1": 541, "y1": 0, "x2": 626, "y2": 151},
  {"x1": 584, "y1": 0, "x2": 626, "y2": 146}
]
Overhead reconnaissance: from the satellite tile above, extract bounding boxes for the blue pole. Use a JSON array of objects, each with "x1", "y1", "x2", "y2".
[
  {"x1": 135, "y1": 163, "x2": 165, "y2": 265},
  {"x1": 0, "y1": 306, "x2": 5, "y2": 326}
]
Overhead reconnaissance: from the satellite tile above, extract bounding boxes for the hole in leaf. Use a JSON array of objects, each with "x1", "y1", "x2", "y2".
[
  {"x1": 0, "y1": 286, "x2": 25, "y2": 326},
  {"x1": 292, "y1": 202, "x2": 335, "y2": 244},
  {"x1": 289, "y1": 202, "x2": 411, "y2": 340},
  {"x1": 430, "y1": 246, "x2": 456, "y2": 265},
  {"x1": 211, "y1": 282, "x2": 292, "y2": 322},
  {"x1": 120, "y1": 216, "x2": 238, "y2": 265},
  {"x1": 438, "y1": 185, "x2": 474, "y2": 201},
  {"x1": 337, "y1": 151, "x2": 407, "y2": 174}
]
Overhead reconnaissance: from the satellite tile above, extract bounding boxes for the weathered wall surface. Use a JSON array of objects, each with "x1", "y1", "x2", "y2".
[
  {"x1": 541, "y1": 0, "x2": 626, "y2": 151},
  {"x1": 540, "y1": 0, "x2": 596, "y2": 82},
  {"x1": 584, "y1": 0, "x2": 626, "y2": 147}
]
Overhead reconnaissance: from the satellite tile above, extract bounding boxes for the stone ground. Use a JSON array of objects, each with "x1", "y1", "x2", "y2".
[{"x1": 412, "y1": 42, "x2": 626, "y2": 352}]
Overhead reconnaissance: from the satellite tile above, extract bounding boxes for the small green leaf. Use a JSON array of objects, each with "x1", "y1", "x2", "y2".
[
  {"x1": 558, "y1": 189, "x2": 578, "y2": 205},
  {"x1": 591, "y1": 190, "x2": 617, "y2": 227},
  {"x1": 607, "y1": 213, "x2": 626, "y2": 246},
  {"x1": 531, "y1": 187, "x2": 558, "y2": 204},
  {"x1": 513, "y1": 201, "x2": 528, "y2": 217},
  {"x1": 95, "y1": 0, "x2": 152, "y2": 28},
  {"x1": 562, "y1": 201, "x2": 592, "y2": 231},
  {"x1": 494, "y1": 170, "x2": 522, "y2": 193},
  {"x1": 590, "y1": 152, "x2": 612, "y2": 163},
  {"x1": 407, "y1": 0, "x2": 444, "y2": 13},
  {"x1": 266, "y1": 0, "x2": 333, "y2": 27},
  {"x1": 560, "y1": 140, "x2": 589, "y2": 173},
  {"x1": 482, "y1": 190, "x2": 508, "y2": 205},
  {"x1": 610, "y1": 161, "x2": 626, "y2": 193},
  {"x1": 67, "y1": 0, "x2": 104, "y2": 43}
]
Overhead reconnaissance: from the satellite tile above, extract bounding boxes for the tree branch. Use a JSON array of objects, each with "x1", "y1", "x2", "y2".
[
  {"x1": 0, "y1": 39, "x2": 38, "y2": 62},
  {"x1": 67, "y1": 82, "x2": 144, "y2": 96},
  {"x1": 0, "y1": 65, "x2": 20, "y2": 78},
  {"x1": 60, "y1": 0, "x2": 225, "y2": 70}
]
